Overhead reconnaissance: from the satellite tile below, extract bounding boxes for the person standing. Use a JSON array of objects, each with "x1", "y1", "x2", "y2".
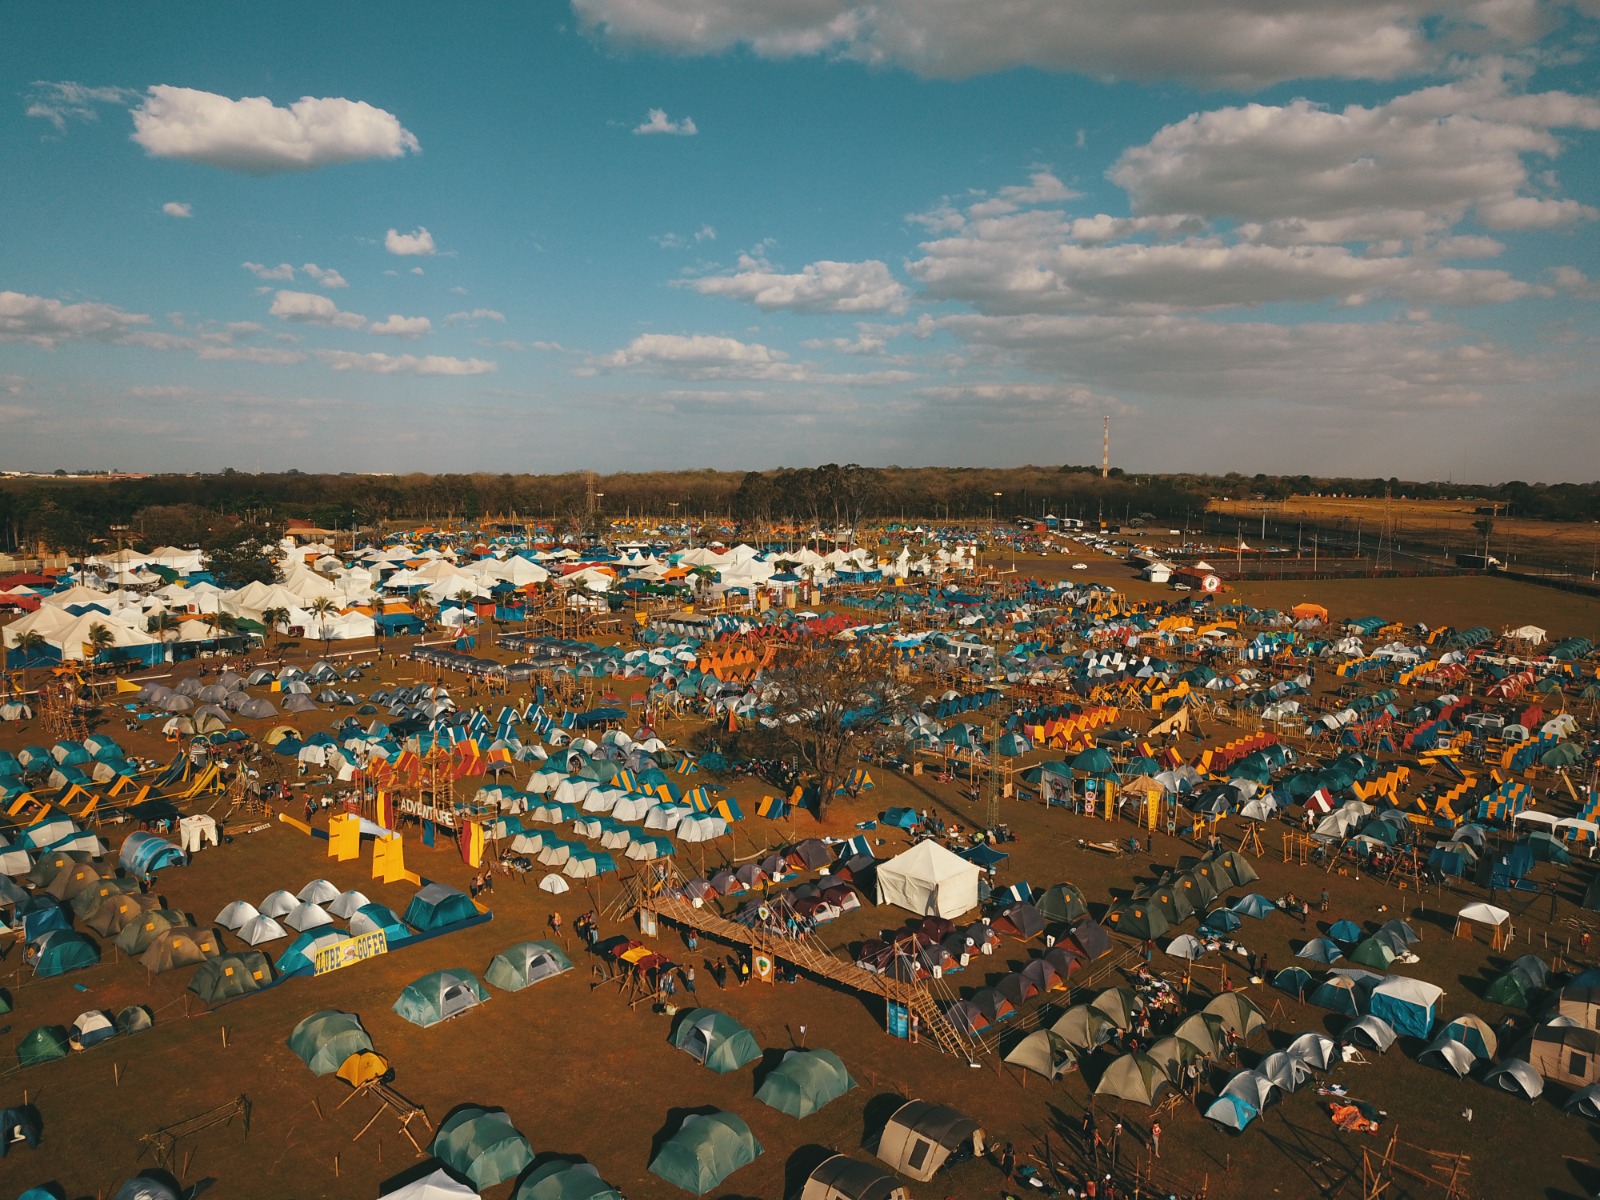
[
  {"x1": 1001, "y1": 1143, "x2": 1016, "y2": 1180},
  {"x1": 1111, "y1": 1121, "x2": 1122, "y2": 1172},
  {"x1": 683, "y1": 965, "x2": 696, "y2": 994},
  {"x1": 1320, "y1": 887, "x2": 1330, "y2": 913},
  {"x1": 1150, "y1": 1120, "x2": 1162, "y2": 1159}
]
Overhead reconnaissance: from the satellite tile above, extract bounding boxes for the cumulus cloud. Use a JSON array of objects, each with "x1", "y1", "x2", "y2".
[
  {"x1": 596, "y1": 332, "x2": 807, "y2": 380},
  {"x1": 1110, "y1": 71, "x2": 1600, "y2": 234},
  {"x1": 367, "y1": 314, "x2": 432, "y2": 338},
  {"x1": 688, "y1": 255, "x2": 908, "y2": 312},
  {"x1": 24, "y1": 81, "x2": 140, "y2": 133},
  {"x1": 317, "y1": 350, "x2": 496, "y2": 375},
  {"x1": 573, "y1": 0, "x2": 1546, "y2": 88},
  {"x1": 243, "y1": 261, "x2": 297, "y2": 282},
  {"x1": 445, "y1": 309, "x2": 507, "y2": 325},
  {"x1": 161, "y1": 201, "x2": 192, "y2": 218},
  {"x1": 269, "y1": 290, "x2": 368, "y2": 330},
  {"x1": 301, "y1": 263, "x2": 348, "y2": 289},
  {"x1": 0, "y1": 291, "x2": 152, "y2": 348},
  {"x1": 386, "y1": 227, "x2": 436, "y2": 256},
  {"x1": 130, "y1": 85, "x2": 419, "y2": 173},
  {"x1": 654, "y1": 224, "x2": 718, "y2": 249},
  {"x1": 633, "y1": 108, "x2": 698, "y2": 135}
]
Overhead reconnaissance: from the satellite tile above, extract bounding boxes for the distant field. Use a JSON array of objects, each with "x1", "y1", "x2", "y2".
[{"x1": 1211, "y1": 495, "x2": 1600, "y2": 572}]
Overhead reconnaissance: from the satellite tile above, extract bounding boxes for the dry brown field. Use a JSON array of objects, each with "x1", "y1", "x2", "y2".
[
  {"x1": 3, "y1": 567, "x2": 1600, "y2": 1200},
  {"x1": 1210, "y1": 496, "x2": 1600, "y2": 573}
]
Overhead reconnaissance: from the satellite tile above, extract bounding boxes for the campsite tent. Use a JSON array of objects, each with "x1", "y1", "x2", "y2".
[
  {"x1": 403, "y1": 883, "x2": 479, "y2": 932},
  {"x1": 0, "y1": 1103, "x2": 42, "y2": 1155},
  {"x1": 1483, "y1": 1058, "x2": 1544, "y2": 1099},
  {"x1": 648, "y1": 1110, "x2": 763, "y2": 1195},
  {"x1": 671, "y1": 1008, "x2": 761, "y2": 1074},
  {"x1": 432, "y1": 1106, "x2": 535, "y2": 1190},
  {"x1": 1203, "y1": 992, "x2": 1267, "y2": 1039},
  {"x1": 800, "y1": 1155, "x2": 910, "y2": 1200},
  {"x1": 1345, "y1": 1014, "x2": 1398, "y2": 1053},
  {"x1": 189, "y1": 952, "x2": 272, "y2": 1003},
  {"x1": 876, "y1": 1100, "x2": 981, "y2": 1183},
  {"x1": 394, "y1": 970, "x2": 487, "y2": 1027},
  {"x1": 1003, "y1": 1029, "x2": 1078, "y2": 1080},
  {"x1": 1368, "y1": 976, "x2": 1444, "y2": 1039},
  {"x1": 1529, "y1": 1025, "x2": 1600, "y2": 1088},
  {"x1": 350, "y1": 903, "x2": 411, "y2": 943},
  {"x1": 287, "y1": 1010, "x2": 374, "y2": 1076},
  {"x1": 16, "y1": 1025, "x2": 70, "y2": 1068},
  {"x1": 1095, "y1": 1052, "x2": 1174, "y2": 1106},
  {"x1": 380, "y1": 1168, "x2": 480, "y2": 1200},
  {"x1": 755, "y1": 1048, "x2": 856, "y2": 1118},
  {"x1": 1420, "y1": 1036, "x2": 1477, "y2": 1077},
  {"x1": 485, "y1": 940, "x2": 572, "y2": 991},
  {"x1": 141, "y1": 927, "x2": 220, "y2": 974},
  {"x1": 32, "y1": 929, "x2": 99, "y2": 977},
  {"x1": 875, "y1": 840, "x2": 981, "y2": 920},
  {"x1": 513, "y1": 1160, "x2": 625, "y2": 1200},
  {"x1": 69, "y1": 1009, "x2": 118, "y2": 1050}
]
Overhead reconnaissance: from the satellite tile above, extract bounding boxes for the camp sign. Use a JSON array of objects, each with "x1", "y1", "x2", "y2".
[{"x1": 313, "y1": 930, "x2": 389, "y2": 975}]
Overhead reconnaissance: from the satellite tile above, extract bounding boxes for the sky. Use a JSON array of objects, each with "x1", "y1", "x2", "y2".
[{"x1": 3, "y1": 2, "x2": 1599, "y2": 481}]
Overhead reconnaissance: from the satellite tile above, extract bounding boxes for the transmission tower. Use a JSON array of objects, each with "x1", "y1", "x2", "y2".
[{"x1": 1375, "y1": 487, "x2": 1395, "y2": 571}]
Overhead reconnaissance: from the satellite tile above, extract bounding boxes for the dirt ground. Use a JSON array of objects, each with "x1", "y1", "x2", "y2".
[{"x1": 4, "y1": 564, "x2": 1600, "y2": 1200}]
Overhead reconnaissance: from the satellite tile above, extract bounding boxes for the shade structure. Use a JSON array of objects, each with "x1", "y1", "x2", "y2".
[
  {"x1": 649, "y1": 1110, "x2": 763, "y2": 1195},
  {"x1": 755, "y1": 1048, "x2": 856, "y2": 1118},
  {"x1": 670, "y1": 1008, "x2": 761, "y2": 1074},
  {"x1": 431, "y1": 1106, "x2": 534, "y2": 1190},
  {"x1": 288, "y1": 1010, "x2": 374, "y2": 1076}
]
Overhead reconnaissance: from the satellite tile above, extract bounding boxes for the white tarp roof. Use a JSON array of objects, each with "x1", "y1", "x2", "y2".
[{"x1": 876, "y1": 840, "x2": 981, "y2": 920}]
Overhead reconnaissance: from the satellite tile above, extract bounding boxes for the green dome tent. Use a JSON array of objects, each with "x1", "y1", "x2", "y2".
[
  {"x1": 115, "y1": 909, "x2": 188, "y2": 956},
  {"x1": 394, "y1": 969, "x2": 487, "y2": 1028},
  {"x1": 669, "y1": 1008, "x2": 761, "y2": 1074},
  {"x1": 188, "y1": 951, "x2": 272, "y2": 1004},
  {"x1": 513, "y1": 1160, "x2": 625, "y2": 1200},
  {"x1": 1003, "y1": 1029, "x2": 1078, "y2": 1080},
  {"x1": 431, "y1": 1106, "x2": 534, "y2": 1190},
  {"x1": 755, "y1": 1048, "x2": 856, "y2": 1118},
  {"x1": 288, "y1": 1010, "x2": 374, "y2": 1076},
  {"x1": 16, "y1": 1025, "x2": 69, "y2": 1068},
  {"x1": 140, "y1": 927, "x2": 221, "y2": 974},
  {"x1": 1035, "y1": 882, "x2": 1089, "y2": 925},
  {"x1": 485, "y1": 940, "x2": 572, "y2": 992},
  {"x1": 649, "y1": 1110, "x2": 763, "y2": 1195}
]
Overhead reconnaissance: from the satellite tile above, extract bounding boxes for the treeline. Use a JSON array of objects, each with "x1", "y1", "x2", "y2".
[{"x1": 1, "y1": 465, "x2": 1593, "y2": 555}]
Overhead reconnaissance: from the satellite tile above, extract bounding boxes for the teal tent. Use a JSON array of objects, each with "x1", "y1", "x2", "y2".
[
  {"x1": 431, "y1": 1106, "x2": 534, "y2": 1190},
  {"x1": 394, "y1": 969, "x2": 487, "y2": 1028},
  {"x1": 32, "y1": 929, "x2": 99, "y2": 977},
  {"x1": 403, "y1": 883, "x2": 478, "y2": 932},
  {"x1": 648, "y1": 1111, "x2": 763, "y2": 1195},
  {"x1": 485, "y1": 940, "x2": 572, "y2": 992},
  {"x1": 287, "y1": 1010, "x2": 374, "y2": 1076},
  {"x1": 755, "y1": 1048, "x2": 856, "y2": 1118},
  {"x1": 670, "y1": 1008, "x2": 761, "y2": 1074},
  {"x1": 513, "y1": 1161, "x2": 625, "y2": 1200},
  {"x1": 349, "y1": 902, "x2": 411, "y2": 943}
]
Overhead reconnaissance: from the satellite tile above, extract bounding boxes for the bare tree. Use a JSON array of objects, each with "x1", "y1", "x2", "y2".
[{"x1": 762, "y1": 643, "x2": 908, "y2": 820}]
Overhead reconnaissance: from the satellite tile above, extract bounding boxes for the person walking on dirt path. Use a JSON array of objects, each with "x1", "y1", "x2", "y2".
[{"x1": 1320, "y1": 887, "x2": 1330, "y2": 913}]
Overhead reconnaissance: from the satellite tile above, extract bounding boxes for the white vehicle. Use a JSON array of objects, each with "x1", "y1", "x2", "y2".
[{"x1": 1072, "y1": 563, "x2": 1088, "y2": 570}]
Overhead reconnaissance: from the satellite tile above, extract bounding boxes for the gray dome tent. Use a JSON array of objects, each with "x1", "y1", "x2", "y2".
[
  {"x1": 485, "y1": 940, "x2": 572, "y2": 992},
  {"x1": 393, "y1": 969, "x2": 487, "y2": 1028}
]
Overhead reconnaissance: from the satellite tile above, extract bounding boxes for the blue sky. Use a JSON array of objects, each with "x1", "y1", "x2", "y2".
[{"x1": 4, "y1": 2, "x2": 1597, "y2": 480}]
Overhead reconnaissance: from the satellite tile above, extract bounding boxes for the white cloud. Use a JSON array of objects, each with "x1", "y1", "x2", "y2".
[
  {"x1": 633, "y1": 108, "x2": 698, "y2": 136},
  {"x1": 1110, "y1": 71, "x2": 1600, "y2": 234},
  {"x1": 269, "y1": 290, "x2": 368, "y2": 330},
  {"x1": 130, "y1": 86, "x2": 419, "y2": 173},
  {"x1": 161, "y1": 201, "x2": 192, "y2": 218},
  {"x1": 318, "y1": 350, "x2": 496, "y2": 375},
  {"x1": 243, "y1": 262, "x2": 297, "y2": 281},
  {"x1": 596, "y1": 332, "x2": 807, "y2": 380},
  {"x1": 386, "y1": 227, "x2": 436, "y2": 256},
  {"x1": 689, "y1": 255, "x2": 908, "y2": 312},
  {"x1": 445, "y1": 309, "x2": 507, "y2": 325},
  {"x1": 302, "y1": 263, "x2": 349, "y2": 289},
  {"x1": 0, "y1": 291, "x2": 152, "y2": 348},
  {"x1": 367, "y1": 314, "x2": 432, "y2": 338},
  {"x1": 654, "y1": 224, "x2": 718, "y2": 249},
  {"x1": 24, "y1": 81, "x2": 140, "y2": 133},
  {"x1": 573, "y1": 0, "x2": 1547, "y2": 88}
]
